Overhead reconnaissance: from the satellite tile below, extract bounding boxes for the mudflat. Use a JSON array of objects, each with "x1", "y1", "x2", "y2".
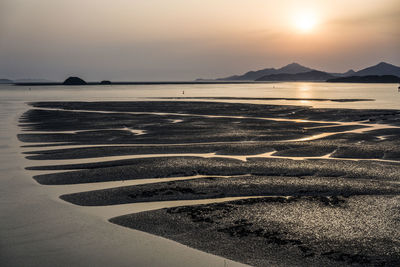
[{"x1": 19, "y1": 101, "x2": 400, "y2": 266}]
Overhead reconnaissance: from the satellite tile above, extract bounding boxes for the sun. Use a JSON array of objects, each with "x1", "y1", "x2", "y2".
[{"x1": 293, "y1": 12, "x2": 317, "y2": 33}]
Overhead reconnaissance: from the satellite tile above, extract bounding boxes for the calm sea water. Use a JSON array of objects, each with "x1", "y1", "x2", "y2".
[{"x1": 1, "y1": 82, "x2": 400, "y2": 109}]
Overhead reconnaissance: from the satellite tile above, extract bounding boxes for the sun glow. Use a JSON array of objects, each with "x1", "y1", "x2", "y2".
[{"x1": 294, "y1": 12, "x2": 317, "y2": 33}]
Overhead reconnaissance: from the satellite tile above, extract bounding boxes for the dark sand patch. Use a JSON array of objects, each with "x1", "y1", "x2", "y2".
[
  {"x1": 30, "y1": 156, "x2": 400, "y2": 185},
  {"x1": 24, "y1": 143, "x2": 275, "y2": 160},
  {"x1": 110, "y1": 195, "x2": 400, "y2": 266},
  {"x1": 60, "y1": 175, "x2": 400, "y2": 206}
]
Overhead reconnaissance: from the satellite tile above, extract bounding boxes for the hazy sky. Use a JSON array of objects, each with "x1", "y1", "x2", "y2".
[{"x1": 0, "y1": 0, "x2": 399, "y2": 81}]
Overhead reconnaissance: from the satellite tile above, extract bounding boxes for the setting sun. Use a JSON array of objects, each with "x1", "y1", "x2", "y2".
[{"x1": 294, "y1": 12, "x2": 317, "y2": 32}]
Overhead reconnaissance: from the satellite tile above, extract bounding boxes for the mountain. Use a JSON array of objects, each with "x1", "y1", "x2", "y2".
[
  {"x1": 353, "y1": 62, "x2": 400, "y2": 77},
  {"x1": 327, "y1": 75, "x2": 400, "y2": 83},
  {"x1": 256, "y1": 70, "x2": 334, "y2": 81},
  {"x1": 277, "y1": 63, "x2": 314, "y2": 74},
  {"x1": 214, "y1": 61, "x2": 400, "y2": 81},
  {"x1": 343, "y1": 69, "x2": 357, "y2": 76},
  {"x1": 220, "y1": 68, "x2": 276, "y2": 81},
  {"x1": 218, "y1": 63, "x2": 314, "y2": 80},
  {"x1": 0, "y1": 79, "x2": 14, "y2": 84}
]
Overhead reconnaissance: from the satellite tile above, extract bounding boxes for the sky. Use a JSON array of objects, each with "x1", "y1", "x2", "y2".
[{"x1": 0, "y1": 0, "x2": 399, "y2": 81}]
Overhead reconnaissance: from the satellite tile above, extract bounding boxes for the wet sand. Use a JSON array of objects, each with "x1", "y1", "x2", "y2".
[{"x1": 17, "y1": 101, "x2": 400, "y2": 266}]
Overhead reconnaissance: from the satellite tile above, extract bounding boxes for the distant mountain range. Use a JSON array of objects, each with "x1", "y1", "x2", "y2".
[
  {"x1": 354, "y1": 62, "x2": 400, "y2": 77},
  {"x1": 256, "y1": 70, "x2": 334, "y2": 82},
  {"x1": 2, "y1": 62, "x2": 400, "y2": 85},
  {"x1": 216, "y1": 62, "x2": 400, "y2": 82},
  {"x1": 218, "y1": 63, "x2": 313, "y2": 81}
]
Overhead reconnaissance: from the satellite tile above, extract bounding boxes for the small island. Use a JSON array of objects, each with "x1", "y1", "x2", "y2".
[
  {"x1": 100, "y1": 80, "x2": 112, "y2": 85},
  {"x1": 62, "y1": 77, "x2": 87, "y2": 85}
]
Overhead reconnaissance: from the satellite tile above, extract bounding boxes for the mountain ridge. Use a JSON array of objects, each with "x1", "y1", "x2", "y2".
[
  {"x1": 256, "y1": 70, "x2": 334, "y2": 81},
  {"x1": 216, "y1": 62, "x2": 400, "y2": 81},
  {"x1": 218, "y1": 62, "x2": 313, "y2": 81},
  {"x1": 355, "y1": 62, "x2": 400, "y2": 77}
]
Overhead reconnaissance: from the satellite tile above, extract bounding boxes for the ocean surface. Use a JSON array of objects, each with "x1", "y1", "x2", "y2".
[
  {"x1": 1, "y1": 82, "x2": 399, "y2": 267},
  {"x1": 1, "y1": 82, "x2": 400, "y2": 109}
]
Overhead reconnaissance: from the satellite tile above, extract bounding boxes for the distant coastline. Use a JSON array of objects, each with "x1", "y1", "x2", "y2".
[
  {"x1": 327, "y1": 75, "x2": 400, "y2": 83},
  {"x1": 3, "y1": 61, "x2": 400, "y2": 86},
  {"x1": 13, "y1": 80, "x2": 400, "y2": 86},
  {"x1": 13, "y1": 81, "x2": 280, "y2": 86},
  {"x1": 211, "y1": 62, "x2": 400, "y2": 83}
]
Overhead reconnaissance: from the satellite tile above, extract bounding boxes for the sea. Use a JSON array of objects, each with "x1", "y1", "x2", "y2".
[{"x1": 1, "y1": 82, "x2": 400, "y2": 109}]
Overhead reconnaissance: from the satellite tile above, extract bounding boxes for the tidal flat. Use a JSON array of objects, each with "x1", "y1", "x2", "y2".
[{"x1": 19, "y1": 101, "x2": 400, "y2": 266}]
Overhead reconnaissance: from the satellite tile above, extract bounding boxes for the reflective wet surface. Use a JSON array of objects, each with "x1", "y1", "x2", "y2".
[{"x1": 2, "y1": 82, "x2": 400, "y2": 266}]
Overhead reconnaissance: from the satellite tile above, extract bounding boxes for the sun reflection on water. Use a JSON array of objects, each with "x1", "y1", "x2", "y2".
[{"x1": 297, "y1": 83, "x2": 313, "y2": 101}]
